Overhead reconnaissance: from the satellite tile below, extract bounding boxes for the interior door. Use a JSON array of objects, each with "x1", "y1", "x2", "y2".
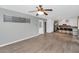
[
  {"x1": 43, "y1": 22, "x2": 47, "y2": 33},
  {"x1": 54, "y1": 20, "x2": 58, "y2": 32},
  {"x1": 39, "y1": 20, "x2": 44, "y2": 34}
]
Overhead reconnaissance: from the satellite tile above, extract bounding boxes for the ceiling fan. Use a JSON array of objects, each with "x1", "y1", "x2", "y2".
[{"x1": 29, "y1": 5, "x2": 53, "y2": 16}]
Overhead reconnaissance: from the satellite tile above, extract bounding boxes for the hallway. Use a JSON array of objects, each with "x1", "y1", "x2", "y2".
[{"x1": 0, "y1": 32, "x2": 79, "y2": 53}]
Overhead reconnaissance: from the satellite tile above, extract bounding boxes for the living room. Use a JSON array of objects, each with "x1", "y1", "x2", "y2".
[{"x1": 0, "y1": 5, "x2": 79, "y2": 53}]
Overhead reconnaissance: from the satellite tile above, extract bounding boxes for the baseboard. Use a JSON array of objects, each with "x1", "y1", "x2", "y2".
[
  {"x1": 0, "y1": 34, "x2": 40, "y2": 47},
  {"x1": 47, "y1": 31, "x2": 53, "y2": 33}
]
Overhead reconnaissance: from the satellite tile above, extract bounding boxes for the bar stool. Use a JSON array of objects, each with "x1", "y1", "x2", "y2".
[
  {"x1": 64, "y1": 28, "x2": 67, "y2": 33},
  {"x1": 69, "y1": 28, "x2": 72, "y2": 34},
  {"x1": 58, "y1": 27, "x2": 61, "y2": 32},
  {"x1": 62, "y1": 28, "x2": 65, "y2": 33},
  {"x1": 66, "y1": 28, "x2": 69, "y2": 34},
  {"x1": 60, "y1": 27, "x2": 63, "y2": 33},
  {"x1": 67, "y1": 28, "x2": 71, "y2": 34}
]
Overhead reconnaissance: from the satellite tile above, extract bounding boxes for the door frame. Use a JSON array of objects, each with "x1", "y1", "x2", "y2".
[{"x1": 38, "y1": 20, "x2": 47, "y2": 34}]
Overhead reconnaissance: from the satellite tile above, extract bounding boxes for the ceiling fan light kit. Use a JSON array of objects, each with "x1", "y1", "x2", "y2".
[{"x1": 37, "y1": 11, "x2": 44, "y2": 15}]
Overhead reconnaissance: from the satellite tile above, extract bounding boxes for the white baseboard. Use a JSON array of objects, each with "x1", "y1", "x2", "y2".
[
  {"x1": 0, "y1": 34, "x2": 40, "y2": 47},
  {"x1": 47, "y1": 31, "x2": 53, "y2": 33}
]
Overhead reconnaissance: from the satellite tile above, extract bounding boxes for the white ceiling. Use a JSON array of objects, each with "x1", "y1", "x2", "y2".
[{"x1": 0, "y1": 5, "x2": 79, "y2": 19}]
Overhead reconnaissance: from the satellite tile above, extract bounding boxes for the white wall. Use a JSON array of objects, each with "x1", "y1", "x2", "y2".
[
  {"x1": 47, "y1": 19, "x2": 54, "y2": 33},
  {"x1": 0, "y1": 8, "x2": 40, "y2": 45}
]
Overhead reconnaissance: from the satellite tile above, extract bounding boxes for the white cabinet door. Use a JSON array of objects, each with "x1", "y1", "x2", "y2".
[{"x1": 72, "y1": 27, "x2": 78, "y2": 35}]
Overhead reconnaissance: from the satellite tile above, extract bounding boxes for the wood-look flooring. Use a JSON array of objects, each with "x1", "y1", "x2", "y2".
[{"x1": 0, "y1": 32, "x2": 79, "y2": 53}]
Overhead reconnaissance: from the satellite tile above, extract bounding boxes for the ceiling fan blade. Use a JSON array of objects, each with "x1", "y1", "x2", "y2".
[
  {"x1": 44, "y1": 12, "x2": 48, "y2": 15},
  {"x1": 37, "y1": 5, "x2": 44, "y2": 11},
  {"x1": 44, "y1": 9, "x2": 53, "y2": 11}
]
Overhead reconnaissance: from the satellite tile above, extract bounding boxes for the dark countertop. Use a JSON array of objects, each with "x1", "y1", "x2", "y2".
[{"x1": 72, "y1": 26, "x2": 78, "y2": 28}]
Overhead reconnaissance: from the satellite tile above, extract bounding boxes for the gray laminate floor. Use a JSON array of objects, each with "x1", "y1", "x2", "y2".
[{"x1": 0, "y1": 32, "x2": 79, "y2": 53}]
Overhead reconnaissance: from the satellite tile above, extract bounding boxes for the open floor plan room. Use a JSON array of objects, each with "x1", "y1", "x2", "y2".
[{"x1": 0, "y1": 5, "x2": 79, "y2": 53}]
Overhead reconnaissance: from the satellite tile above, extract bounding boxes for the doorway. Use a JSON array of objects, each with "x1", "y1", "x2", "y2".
[
  {"x1": 39, "y1": 20, "x2": 47, "y2": 34},
  {"x1": 54, "y1": 20, "x2": 59, "y2": 32},
  {"x1": 43, "y1": 22, "x2": 47, "y2": 33}
]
